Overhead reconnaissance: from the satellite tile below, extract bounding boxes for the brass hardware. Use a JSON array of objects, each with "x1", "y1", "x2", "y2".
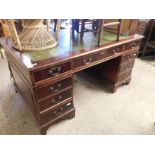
[
  {"x1": 58, "y1": 83, "x2": 61, "y2": 88},
  {"x1": 131, "y1": 42, "x2": 137, "y2": 48},
  {"x1": 113, "y1": 49, "x2": 117, "y2": 55},
  {"x1": 116, "y1": 48, "x2": 120, "y2": 52},
  {"x1": 49, "y1": 86, "x2": 54, "y2": 91},
  {"x1": 54, "y1": 106, "x2": 64, "y2": 115},
  {"x1": 48, "y1": 69, "x2": 53, "y2": 75},
  {"x1": 66, "y1": 102, "x2": 71, "y2": 106},
  {"x1": 49, "y1": 83, "x2": 62, "y2": 92},
  {"x1": 52, "y1": 95, "x2": 62, "y2": 103},
  {"x1": 48, "y1": 66, "x2": 61, "y2": 76},
  {"x1": 83, "y1": 57, "x2": 92, "y2": 64}
]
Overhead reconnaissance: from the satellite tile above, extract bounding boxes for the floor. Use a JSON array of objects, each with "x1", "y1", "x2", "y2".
[
  {"x1": 141, "y1": 55, "x2": 155, "y2": 66},
  {"x1": 0, "y1": 52, "x2": 155, "y2": 135}
]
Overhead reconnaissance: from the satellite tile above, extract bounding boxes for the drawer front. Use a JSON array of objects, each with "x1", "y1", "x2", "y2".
[
  {"x1": 117, "y1": 71, "x2": 132, "y2": 83},
  {"x1": 121, "y1": 51, "x2": 137, "y2": 63},
  {"x1": 41, "y1": 100, "x2": 74, "y2": 124},
  {"x1": 36, "y1": 77, "x2": 72, "y2": 99},
  {"x1": 99, "y1": 44, "x2": 123, "y2": 59},
  {"x1": 34, "y1": 61, "x2": 71, "y2": 82},
  {"x1": 73, "y1": 45, "x2": 123, "y2": 69},
  {"x1": 119, "y1": 61, "x2": 135, "y2": 74},
  {"x1": 124, "y1": 40, "x2": 141, "y2": 51},
  {"x1": 73, "y1": 53, "x2": 100, "y2": 69},
  {"x1": 39, "y1": 89, "x2": 72, "y2": 112}
]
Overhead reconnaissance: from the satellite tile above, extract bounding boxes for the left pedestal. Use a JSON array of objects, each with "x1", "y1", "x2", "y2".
[{"x1": 5, "y1": 48, "x2": 75, "y2": 134}]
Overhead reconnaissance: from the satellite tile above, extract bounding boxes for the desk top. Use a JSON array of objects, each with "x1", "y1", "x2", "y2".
[{"x1": 1, "y1": 28, "x2": 143, "y2": 71}]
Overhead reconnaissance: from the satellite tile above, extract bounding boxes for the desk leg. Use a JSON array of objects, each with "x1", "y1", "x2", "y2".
[
  {"x1": 111, "y1": 86, "x2": 117, "y2": 93},
  {"x1": 39, "y1": 109, "x2": 75, "y2": 135},
  {"x1": 125, "y1": 78, "x2": 131, "y2": 85},
  {"x1": 40, "y1": 129, "x2": 47, "y2": 135}
]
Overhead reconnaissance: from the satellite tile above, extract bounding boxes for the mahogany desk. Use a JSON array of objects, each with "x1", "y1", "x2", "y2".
[{"x1": 1, "y1": 29, "x2": 143, "y2": 134}]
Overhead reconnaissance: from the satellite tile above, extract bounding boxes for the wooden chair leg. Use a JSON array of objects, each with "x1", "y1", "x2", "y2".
[
  {"x1": 53, "y1": 19, "x2": 57, "y2": 32},
  {"x1": 116, "y1": 19, "x2": 122, "y2": 41},
  {"x1": 80, "y1": 19, "x2": 86, "y2": 40},
  {"x1": 97, "y1": 20, "x2": 104, "y2": 46},
  {"x1": 55, "y1": 20, "x2": 60, "y2": 41}
]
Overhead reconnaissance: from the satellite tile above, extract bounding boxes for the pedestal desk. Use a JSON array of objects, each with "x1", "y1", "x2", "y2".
[{"x1": 1, "y1": 29, "x2": 143, "y2": 134}]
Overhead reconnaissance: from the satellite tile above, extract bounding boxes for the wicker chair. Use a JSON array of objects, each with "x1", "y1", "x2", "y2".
[{"x1": 5, "y1": 19, "x2": 60, "y2": 52}]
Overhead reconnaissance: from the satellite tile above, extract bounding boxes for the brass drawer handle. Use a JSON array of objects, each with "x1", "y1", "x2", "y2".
[
  {"x1": 54, "y1": 102, "x2": 72, "y2": 115},
  {"x1": 48, "y1": 66, "x2": 61, "y2": 76},
  {"x1": 49, "y1": 83, "x2": 62, "y2": 92},
  {"x1": 49, "y1": 86, "x2": 54, "y2": 91},
  {"x1": 113, "y1": 49, "x2": 116, "y2": 54},
  {"x1": 100, "y1": 51, "x2": 105, "y2": 55},
  {"x1": 83, "y1": 57, "x2": 92, "y2": 65},
  {"x1": 113, "y1": 49, "x2": 118, "y2": 55},
  {"x1": 131, "y1": 42, "x2": 137, "y2": 48},
  {"x1": 66, "y1": 102, "x2": 72, "y2": 107},
  {"x1": 58, "y1": 83, "x2": 62, "y2": 88},
  {"x1": 127, "y1": 54, "x2": 136, "y2": 59},
  {"x1": 127, "y1": 53, "x2": 136, "y2": 59},
  {"x1": 54, "y1": 107, "x2": 64, "y2": 115},
  {"x1": 52, "y1": 95, "x2": 62, "y2": 104},
  {"x1": 116, "y1": 47, "x2": 120, "y2": 52}
]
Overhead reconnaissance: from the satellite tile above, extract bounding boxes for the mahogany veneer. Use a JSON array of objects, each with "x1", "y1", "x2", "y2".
[{"x1": 1, "y1": 31, "x2": 143, "y2": 134}]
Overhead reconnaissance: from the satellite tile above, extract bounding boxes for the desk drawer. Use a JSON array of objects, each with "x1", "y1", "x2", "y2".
[
  {"x1": 119, "y1": 61, "x2": 135, "y2": 74},
  {"x1": 121, "y1": 51, "x2": 137, "y2": 63},
  {"x1": 73, "y1": 53, "x2": 100, "y2": 69},
  {"x1": 99, "y1": 44, "x2": 123, "y2": 59},
  {"x1": 39, "y1": 89, "x2": 72, "y2": 112},
  {"x1": 124, "y1": 40, "x2": 141, "y2": 51},
  {"x1": 73, "y1": 45, "x2": 123, "y2": 69},
  {"x1": 117, "y1": 71, "x2": 132, "y2": 83},
  {"x1": 41, "y1": 100, "x2": 73, "y2": 124},
  {"x1": 34, "y1": 61, "x2": 71, "y2": 82},
  {"x1": 36, "y1": 77, "x2": 72, "y2": 99}
]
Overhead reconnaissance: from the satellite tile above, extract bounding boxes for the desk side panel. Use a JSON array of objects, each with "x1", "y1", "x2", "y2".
[{"x1": 9, "y1": 62, "x2": 41, "y2": 125}]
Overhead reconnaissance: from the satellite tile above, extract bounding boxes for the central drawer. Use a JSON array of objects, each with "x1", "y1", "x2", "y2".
[
  {"x1": 39, "y1": 89, "x2": 72, "y2": 112},
  {"x1": 36, "y1": 77, "x2": 72, "y2": 99},
  {"x1": 73, "y1": 52, "x2": 100, "y2": 69},
  {"x1": 73, "y1": 45, "x2": 123, "y2": 69},
  {"x1": 33, "y1": 61, "x2": 71, "y2": 82}
]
